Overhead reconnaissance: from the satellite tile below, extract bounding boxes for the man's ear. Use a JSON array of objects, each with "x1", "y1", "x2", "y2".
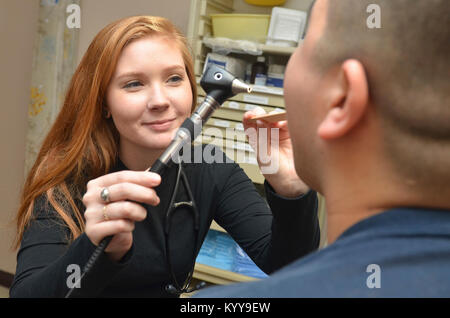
[{"x1": 317, "y1": 59, "x2": 369, "y2": 140}]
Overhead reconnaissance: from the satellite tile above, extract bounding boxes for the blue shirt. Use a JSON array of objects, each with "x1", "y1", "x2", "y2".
[{"x1": 195, "y1": 208, "x2": 450, "y2": 297}]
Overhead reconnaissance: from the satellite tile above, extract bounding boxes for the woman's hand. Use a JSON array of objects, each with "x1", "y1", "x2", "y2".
[
  {"x1": 243, "y1": 107, "x2": 310, "y2": 198},
  {"x1": 82, "y1": 170, "x2": 161, "y2": 262}
]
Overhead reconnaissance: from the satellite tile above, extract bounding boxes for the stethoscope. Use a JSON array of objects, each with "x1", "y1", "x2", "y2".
[{"x1": 163, "y1": 162, "x2": 206, "y2": 295}]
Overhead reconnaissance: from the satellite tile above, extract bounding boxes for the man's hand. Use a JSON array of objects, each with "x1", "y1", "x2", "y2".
[{"x1": 243, "y1": 107, "x2": 310, "y2": 198}]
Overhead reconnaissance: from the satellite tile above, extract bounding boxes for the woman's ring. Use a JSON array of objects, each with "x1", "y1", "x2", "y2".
[{"x1": 100, "y1": 187, "x2": 111, "y2": 203}]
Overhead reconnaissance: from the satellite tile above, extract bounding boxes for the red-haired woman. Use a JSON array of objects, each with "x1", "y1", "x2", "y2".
[{"x1": 11, "y1": 16, "x2": 319, "y2": 297}]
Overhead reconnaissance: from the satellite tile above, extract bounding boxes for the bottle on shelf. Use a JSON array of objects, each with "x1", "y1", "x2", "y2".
[
  {"x1": 250, "y1": 56, "x2": 268, "y2": 86},
  {"x1": 245, "y1": 63, "x2": 252, "y2": 84}
]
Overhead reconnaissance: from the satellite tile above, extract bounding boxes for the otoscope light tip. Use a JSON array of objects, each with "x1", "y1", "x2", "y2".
[{"x1": 231, "y1": 78, "x2": 252, "y2": 95}]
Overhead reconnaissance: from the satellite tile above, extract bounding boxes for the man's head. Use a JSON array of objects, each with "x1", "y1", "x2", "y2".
[{"x1": 284, "y1": 0, "x2": 450, "y2": 201}]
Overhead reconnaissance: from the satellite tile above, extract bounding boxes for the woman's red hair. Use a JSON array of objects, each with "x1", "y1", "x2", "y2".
[{"x1": 13, "y1": 16, "x2": 197, "y2": 249}]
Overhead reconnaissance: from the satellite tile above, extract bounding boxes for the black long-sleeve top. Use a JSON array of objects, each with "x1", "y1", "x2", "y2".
[{"x1": 10, "y1": 146, "x2": 319, "y2": 297}]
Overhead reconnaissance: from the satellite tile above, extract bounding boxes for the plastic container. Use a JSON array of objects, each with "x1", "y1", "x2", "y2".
[
  {"x1": 245, "y1": 0, "x2": 286, "y2": 6},
  {"x1": 251, "y1": 56, "x2": 268, "y2": 86},
  {"x1": 210, "y1": 14, "x2": 271, "y2": 43}
]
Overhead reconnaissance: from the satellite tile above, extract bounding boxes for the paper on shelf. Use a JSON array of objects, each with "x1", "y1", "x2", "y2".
[
  {"x1": 266, "y1": 7, "x2": 308, "y2": 47},
  {"x1": 203, "y1": 36, "x2": 263, "y2": 55}
]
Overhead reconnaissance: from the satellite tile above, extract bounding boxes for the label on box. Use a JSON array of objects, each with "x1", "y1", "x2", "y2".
[
  {"x1": 243, "y1": 94, "x2": 269, "y2": 105},
  {"x1": 228, "y1": 101, "x2": 240, "y2": 109},
  {"x1": 213, "y1": 119, "x2": 230, "y2": 128}
]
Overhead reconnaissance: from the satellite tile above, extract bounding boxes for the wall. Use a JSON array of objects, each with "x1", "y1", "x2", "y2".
[
  {"x1": 77, "y1": 0, "x2": 192, "y2": 64},
  {"x1": 0, "y1": 0, "x2": 39, "y2": 274},
  {"x1": 0, "y1": 0, "x2": 191, "y2": 276}
]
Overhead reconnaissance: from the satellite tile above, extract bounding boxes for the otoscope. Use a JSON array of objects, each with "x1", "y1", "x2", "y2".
[{"x1": 65, "y1": 64, "x2": 252, "y2": 297}]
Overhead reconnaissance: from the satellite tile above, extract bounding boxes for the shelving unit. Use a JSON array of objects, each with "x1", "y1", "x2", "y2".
[
  {"x1": 194, "y1": 263, "x2": 257, "y2": 285},
  {"x1": 187, "y1": 0, "x2": 326, "y2": 286}
]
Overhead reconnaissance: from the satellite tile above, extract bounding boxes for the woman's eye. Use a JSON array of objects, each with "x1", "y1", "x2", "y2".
[
  {"x1": 168, "y1": 75, "x2": 182, "y2": 84},
  {"x1": 123, "y1": 81, "x2": 142, "y2": 89}
]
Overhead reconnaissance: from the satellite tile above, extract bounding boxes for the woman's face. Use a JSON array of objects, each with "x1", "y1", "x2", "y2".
[{"x1": 106, "y1": 35, "x2": 192, "y2": 155}]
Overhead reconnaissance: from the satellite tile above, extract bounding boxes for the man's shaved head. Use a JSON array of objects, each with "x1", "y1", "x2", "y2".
[{"x1": 312, "y1": 0, "x2": 450, "y2": 188}]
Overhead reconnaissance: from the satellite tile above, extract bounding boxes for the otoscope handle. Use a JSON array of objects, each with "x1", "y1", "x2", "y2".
[{"x1": 149, "y1": 158, "x2": 167, "y2": 174}]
